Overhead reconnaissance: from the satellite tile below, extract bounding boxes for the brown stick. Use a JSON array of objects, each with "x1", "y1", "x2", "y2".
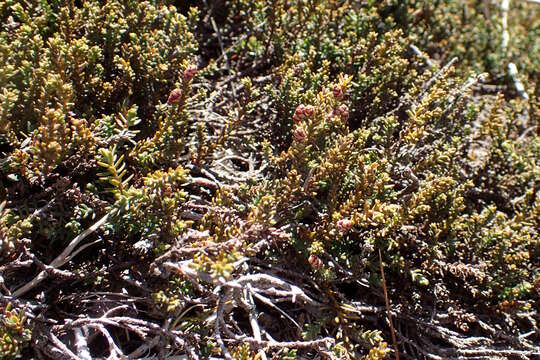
[
  {"x1": 379, "y1": 249, "x2": 399, "y2": 360},
  {"x1": 13, "y1": 214, "x2": 109, "y2": 297}
]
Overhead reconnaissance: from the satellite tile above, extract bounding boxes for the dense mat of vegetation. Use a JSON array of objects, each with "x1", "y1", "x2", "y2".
[{"x1": 1, "y1": 1, "x2": 539, "y2": 359}]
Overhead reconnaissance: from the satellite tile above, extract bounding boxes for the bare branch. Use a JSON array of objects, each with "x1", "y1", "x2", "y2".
[{"x1": 12, "y1": 214, "x2": 109, "y2": 297}]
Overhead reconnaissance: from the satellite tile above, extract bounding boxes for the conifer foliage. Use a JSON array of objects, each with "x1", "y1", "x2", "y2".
[{"x1": 0, "y1": 0, "x2": 539, "y2": 359}]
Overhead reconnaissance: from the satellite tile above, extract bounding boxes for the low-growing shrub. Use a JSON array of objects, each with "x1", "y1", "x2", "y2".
[{"x1": 0, "y1": 0, "x2": 538, "y2": 359}]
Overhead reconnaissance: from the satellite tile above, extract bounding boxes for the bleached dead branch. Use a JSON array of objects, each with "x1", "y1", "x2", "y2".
[{"x1": 500, "y1": 0, "x2": 529, "y2": 99}]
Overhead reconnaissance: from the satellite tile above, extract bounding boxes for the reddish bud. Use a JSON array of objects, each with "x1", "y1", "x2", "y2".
[
  {"x1": 333, "y1": 104, "x2": 349, "y2": 121},
  {"x1": 308, "y1": 254, "x2": 323, "y2": 269},
  {"x1": 167, "y1": 88, "x2": 182, "y2": 105},
  {"x1": 293, "y1": 105, "x2": 306, "y2": 122},
  {"x1": 337, "y1": 219, "x2": 352, "y2": 231},
  {"x1": 183, "y1": 64, "x2": 198, "y2": 82},
  {"x1": 339, "y1": 104, "x2": 349, "y2": 119},
  {"x1": 293, "y1": 127, "x2": 307, "y2": 143},
  {"x1": 412, "y1": 8, "x2": 423, "y2": 18},
  {"x1": 333, "y1": 85, "x2": 343, "y2": 99},
  {"x1": 293, "y1": 104, "x2": 315, "y2": 122}
]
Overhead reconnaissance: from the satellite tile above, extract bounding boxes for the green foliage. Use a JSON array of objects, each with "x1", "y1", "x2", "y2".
[
  {"x1": 152, "y1": 276, "x2": 196, "y2": 315},
  {"x1": 0, "y1": 0, "x2": 538, "y2": 358},
  {"x1": 225, "y1": 0, "x2": 539, "y2": 312},
  {"x1": 0, "y1": 303, "x2": 32, "y2": 359},
  {"x1": 97, "y1": 145, "x2": 132, "y2": 196},
  {"x1": 0, "y1": 201, "x2": 32, "y2": 259},
  {"x1": 110, "y1": 165, "x2": 191, "y2": 245},
  {"x1": 257, "y1": 65, "x2": 539, "y2": 304},
  {"x1": 1, "y1": 0, "x2": 197, "y2": 177}
]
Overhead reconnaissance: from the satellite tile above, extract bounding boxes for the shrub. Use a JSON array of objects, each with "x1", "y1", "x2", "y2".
[
  {"x1": 0, "y1": 0, "x2": 538, "y2": 359},
  {"x1": 0, "y1": 302, "x2": 31, "y2": 359}
]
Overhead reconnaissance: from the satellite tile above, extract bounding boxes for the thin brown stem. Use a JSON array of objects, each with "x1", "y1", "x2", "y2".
[{"x1": 379, "y1": 248, "x2": 399, "y2": 360}]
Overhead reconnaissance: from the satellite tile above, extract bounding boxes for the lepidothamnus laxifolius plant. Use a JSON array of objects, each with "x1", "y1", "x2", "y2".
[
  {"x1": 0, "y1": 302, "x2": 31, "y2": 360},
  {"x1": 0, "y1": 0, "x2": 539, "y2": 359}
]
